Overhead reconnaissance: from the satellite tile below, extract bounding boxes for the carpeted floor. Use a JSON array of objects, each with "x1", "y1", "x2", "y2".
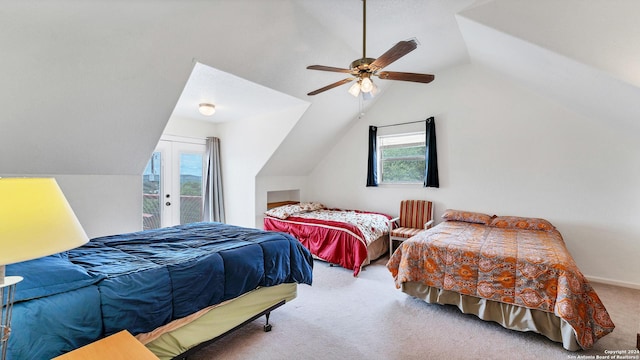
[{"x1": 188, "y1": 257, "x2": 640, "y2": 360}]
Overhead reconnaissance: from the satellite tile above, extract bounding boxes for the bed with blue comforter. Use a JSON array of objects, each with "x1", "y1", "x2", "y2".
[{"x1": 6, "y1": 222, "x2": 313, "y2": 360}]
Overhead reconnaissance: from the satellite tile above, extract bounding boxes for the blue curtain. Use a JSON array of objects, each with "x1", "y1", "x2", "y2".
[
  {"x1": 424, "y1": 117, "x2": 439, "y2": 188},
  {"x1": 366, "y1": 126, "x2": 378, "y2": 187}
]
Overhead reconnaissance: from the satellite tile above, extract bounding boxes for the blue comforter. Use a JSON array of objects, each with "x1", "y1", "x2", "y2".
[{"x1": 7, "y1": 222, "x2": 313, "y2": 360}]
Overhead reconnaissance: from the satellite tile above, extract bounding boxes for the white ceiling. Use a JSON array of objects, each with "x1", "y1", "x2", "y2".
[
  {"x1": 1, "y1": 0, "x2": 637, "y2": 177},
  {"x1": 172, "y1": 62, "x2": 307, "y2": 123},
  {"x1": 457, "y1": 0, "x2": 640, "y2": 134},
  {"x1": 459, "y1": 0, "x2": 640, "y2": 87},
  {"x1": 171, "y1": 0, "x2": 478, "y2": 125}
]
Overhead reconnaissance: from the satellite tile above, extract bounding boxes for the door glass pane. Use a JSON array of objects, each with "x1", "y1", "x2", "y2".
[
  {"x1": 143, "y1": 152, "x2": 162, "y2": 230},
  {"x1": 180, "y1": 153, "x2": 203, "y2": 225}
]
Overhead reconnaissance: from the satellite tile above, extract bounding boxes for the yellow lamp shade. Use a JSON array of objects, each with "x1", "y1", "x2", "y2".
[{"x1": 0, "y1": 178, "x2": 89, "y2": 266}]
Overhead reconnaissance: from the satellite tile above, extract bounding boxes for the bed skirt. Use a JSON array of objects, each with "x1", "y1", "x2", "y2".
[
  {"x1": 364, "y1": 234, "x2": 389, "y2": 266},
  {"x1": 313, "y1": 234, "x2": 388, "y2": 274},
  {"x1": 138, "y1": 283, "x2": 298, "y2": 359},
  {"x1": 401, "y1": 282, "x2": 580, "y2": 351}
]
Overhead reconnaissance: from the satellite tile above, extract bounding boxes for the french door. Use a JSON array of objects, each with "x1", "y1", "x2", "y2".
[{"x1": 142, "y1": 139, "x2": 206, "y2": 230}]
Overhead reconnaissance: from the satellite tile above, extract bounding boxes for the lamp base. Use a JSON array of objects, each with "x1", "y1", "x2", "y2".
[{"x1": 1, "y1": 275, "x2": 23, "y2": 360}]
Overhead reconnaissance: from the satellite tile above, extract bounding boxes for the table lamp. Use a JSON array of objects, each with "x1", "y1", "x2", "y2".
[{"x1": 0, "y1": 178, "x2": 89, "y2": 360}]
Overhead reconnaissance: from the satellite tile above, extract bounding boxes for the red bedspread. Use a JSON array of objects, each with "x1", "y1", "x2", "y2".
[
  {"x1": 387, "y1": 220, "x2": 614, "y2": 349},
  {"x1": 264, "y1": 209, "x2": 391, "y2": 276}
]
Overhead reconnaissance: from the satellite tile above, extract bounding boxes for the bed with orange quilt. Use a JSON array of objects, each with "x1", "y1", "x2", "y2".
[{"x1": 387, "y1": 209, "x2": 614, "y2": 351}]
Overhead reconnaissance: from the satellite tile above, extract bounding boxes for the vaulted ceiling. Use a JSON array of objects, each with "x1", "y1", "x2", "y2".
[
  {"x1": 457, "y1": 0, "x2": 640, "y2": 135},
  {"x1": 1, "y1": 0, "x2": 638, "y2": 177}
]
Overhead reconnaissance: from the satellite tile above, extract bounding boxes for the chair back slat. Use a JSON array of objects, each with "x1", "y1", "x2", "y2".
[{"x1": 399, "y1": 200, "x2": 432, "y2": 228}]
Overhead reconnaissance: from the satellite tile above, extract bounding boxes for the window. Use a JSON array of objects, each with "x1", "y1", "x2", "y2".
[
  {"x1": 179, "y1": 152, "x2": 204, "y2": 225},
  {"x1": 378, "y1": 132, "x2": 426, "y2": 184}
]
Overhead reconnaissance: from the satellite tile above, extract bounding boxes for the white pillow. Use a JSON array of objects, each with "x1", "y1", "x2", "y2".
[{"x1": 265, "y1": 202, "x2": 326, "y2": 219}]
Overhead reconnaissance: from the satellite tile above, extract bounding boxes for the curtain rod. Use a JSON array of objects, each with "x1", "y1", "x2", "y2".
[{"x1": 374, "y1": 116, "x2": 433, "y2": 128}]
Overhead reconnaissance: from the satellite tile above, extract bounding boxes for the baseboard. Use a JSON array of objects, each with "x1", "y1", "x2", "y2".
[{"x1": 585, "y1": 275, "x2": 640, "y2": 290}]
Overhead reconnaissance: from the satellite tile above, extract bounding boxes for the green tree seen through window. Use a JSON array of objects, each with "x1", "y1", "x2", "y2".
[{"x1": 379, "y1": 136, "x2": 425, "y2": 183}]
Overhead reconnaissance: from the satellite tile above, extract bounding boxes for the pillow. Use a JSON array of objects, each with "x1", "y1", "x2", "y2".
[
  {"x1": 5, "y1": 252, "x2": 103, "y2": 303},
  {"x1": 265, "y1": 204, "x2": 303, "y2": 219},
  {"x1": 265, "y1": 202, "x2": 326, "y2": 219},
  {"x1": 489, "y1": 216, "x2": 556, "y2": 231},
  {"x1": 441, "y1": 209, "x2": 494, "y2": 225},
  {"x1": 299, "y1": 202, "x2": 325, "y2": 212}
]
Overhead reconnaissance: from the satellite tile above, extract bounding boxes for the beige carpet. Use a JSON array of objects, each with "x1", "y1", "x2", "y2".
[{"x1": 189, "y1": 257, "x2": 640, "y2": 360}]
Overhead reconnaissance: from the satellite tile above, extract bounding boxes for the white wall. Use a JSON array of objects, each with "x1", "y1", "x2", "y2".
[
  {"x1": 163, "y1": 116, "x2": 220, "y2": 140},
  {"x1": 0, "y1": 174, "x2": 142, "y2": 239},
  {"x1": 306, "y1": 63, "x2": 640, "y2": 288},
  {"x1": 255, "y1": 175, "x2": 308, "y2": 228},
  {"x1": 217, "y1": 104, "x2": 309, "y2": 227},
  {"x1": 55, "y1": 175, "x2": 143, "y2": 238}
]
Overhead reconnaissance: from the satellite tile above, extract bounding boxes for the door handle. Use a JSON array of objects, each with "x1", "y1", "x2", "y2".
[{"x1": 166, "y1": 202, "x2": 171, "y2": 206}]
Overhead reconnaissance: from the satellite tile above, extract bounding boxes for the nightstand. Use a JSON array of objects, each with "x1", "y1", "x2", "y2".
[{"x1": 52, "y1": 330, "x2": 159, "y2": 360}]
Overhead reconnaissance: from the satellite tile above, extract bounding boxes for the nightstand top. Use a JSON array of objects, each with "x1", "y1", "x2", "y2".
[{"x1": 52, "y1": 330, "x2": 159, "y2": 360}]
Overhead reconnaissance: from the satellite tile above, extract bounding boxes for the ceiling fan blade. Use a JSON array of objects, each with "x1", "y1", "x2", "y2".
[
  {"x1": 307, "y1": 65, "x2": 352, "y2": 73},
  {"x1": 377, "y1": 71, "x2": 434, "y2": 83},
  {"x1": 307, "y1": 78, "x2": 355, "y2": 96},
  {"x1": 369, "y1": 40, "x2": 418, "y2": 72}
]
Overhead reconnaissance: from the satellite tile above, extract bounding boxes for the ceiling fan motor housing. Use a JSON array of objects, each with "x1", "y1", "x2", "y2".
[{"x1": 350, "y1": 58, "x2": 376, "y2": 74}]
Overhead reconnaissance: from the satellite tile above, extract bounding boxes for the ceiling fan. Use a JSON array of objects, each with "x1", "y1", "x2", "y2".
[{"x1": 306, "y1": 0, "x2": 435, "y2": 97}]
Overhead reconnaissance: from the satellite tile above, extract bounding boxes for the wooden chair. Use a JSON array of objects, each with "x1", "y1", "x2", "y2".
[{"x1": 389, "y1": 200, "x2": 434, "y2": 257}]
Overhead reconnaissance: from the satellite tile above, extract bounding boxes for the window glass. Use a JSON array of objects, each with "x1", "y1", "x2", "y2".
[
  {"x1": 378, "y1": 132, "x2": 426, "y2": 184},
  {"x1": 179, "y1": 153, "x2": 203, "y2": 225}
]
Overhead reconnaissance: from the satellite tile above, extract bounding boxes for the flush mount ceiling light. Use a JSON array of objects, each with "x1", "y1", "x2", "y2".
[{"x1": 198, "y1": 103, "x2": 216, "y2": 116}]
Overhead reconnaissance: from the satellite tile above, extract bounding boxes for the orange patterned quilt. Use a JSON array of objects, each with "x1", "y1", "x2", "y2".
[{"x1": 387, "y1": 220, "x2": 614, "y2": 349}]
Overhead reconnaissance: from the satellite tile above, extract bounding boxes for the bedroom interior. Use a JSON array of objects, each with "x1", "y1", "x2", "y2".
[{"x1": 1, "y1": 0, "x2": 640, "y2": 358}]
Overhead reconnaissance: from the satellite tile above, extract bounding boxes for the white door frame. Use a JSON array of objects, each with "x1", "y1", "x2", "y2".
[{"x1": 155, "y1": 137, "x2": 206, "y2": 228}]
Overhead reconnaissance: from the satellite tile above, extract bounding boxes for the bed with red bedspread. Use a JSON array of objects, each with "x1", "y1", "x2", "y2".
[
  {"x1": 264, "y1": 202, "x2": 391, "y2": 276},
  {"x1": 387, "y1": 209, "x2": 614, "y2": 350}
]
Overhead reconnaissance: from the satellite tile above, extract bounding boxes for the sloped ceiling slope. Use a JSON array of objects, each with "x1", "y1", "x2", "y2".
[
  {"x1": 0, "y1": 1, "x2": 318, "y2": 175},
  {"x1": 0, "y1": 0, "x2": 477, "y2": 176},
  {"x1": 457, "y1": 0, "x2": 640, "y2": 133},
  {"x1": 171, "y1": 62, "x2": 308, "y2": 124},
  {"x1": 0, "y1": 1, "x2": 194, "y2": 175}
]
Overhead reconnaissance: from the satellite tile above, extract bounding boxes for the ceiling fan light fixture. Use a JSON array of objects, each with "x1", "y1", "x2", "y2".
[
  {"x1": 360, "y1": 77, "x2": 374, "y2": 93},
  {"x1": 198, "y1": 103, "x2": 216, "y2": 116},
  {"x1": 348, "y1": 82, "x2": 361, "y2": 97},
  {"x1": 372, "y1": 81, "x2": 378, "y2": 94},
  {"x1": 362, "y1": 81, "x2": 379, "y2": 100}
]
